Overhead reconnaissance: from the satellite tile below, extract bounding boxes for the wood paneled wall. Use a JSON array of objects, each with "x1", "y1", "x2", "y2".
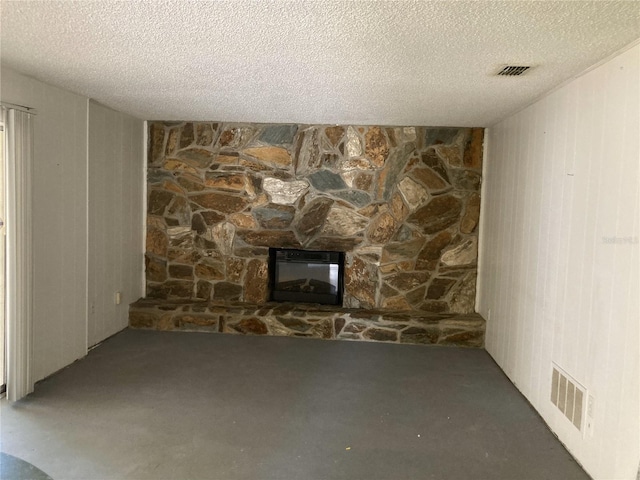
[
  {"x1": 478, "y1": 43, "x2": 639, "y2": 479},
  {"x1": 1, "y1": 67, "x2": 145, "y2": 381},
  {"x1": 88, "y1": 101, "x2": 144, "y2": 346}
]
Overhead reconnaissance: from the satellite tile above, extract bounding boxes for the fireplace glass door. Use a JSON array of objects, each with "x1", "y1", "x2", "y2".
[{"x1": 270, "y1": 248, "x2": 344, "y2": 305}]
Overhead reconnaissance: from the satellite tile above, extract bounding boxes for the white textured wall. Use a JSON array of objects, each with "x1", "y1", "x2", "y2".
[
  {"x1": 478, "y1": 43, "x2": 639, "y2": 479},
  {"x1": 88, "y1": 101, "x2": 144, "y2": 346},
  {"x1": 1, "y1": 67, "x2": 89, "y2": 381}
]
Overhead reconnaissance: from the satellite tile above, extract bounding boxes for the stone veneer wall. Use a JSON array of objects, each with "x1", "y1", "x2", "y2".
[{"x1": 146, "y1": 123, "x2": 482, "y2": 313}]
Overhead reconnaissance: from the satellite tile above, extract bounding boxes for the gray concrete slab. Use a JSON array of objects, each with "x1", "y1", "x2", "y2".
[{"x1": 0, "y1": 329, "x2": 588, "y2": 480}]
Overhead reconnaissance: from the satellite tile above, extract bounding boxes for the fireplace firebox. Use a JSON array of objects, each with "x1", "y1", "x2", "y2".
[{"x1": 269, "y1": 248, "x2": 344, "y2": 305}]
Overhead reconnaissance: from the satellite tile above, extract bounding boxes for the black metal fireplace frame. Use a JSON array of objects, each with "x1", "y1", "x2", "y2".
[{"x1": 268, "y1": 248, "x2": 345, "y2": 306}]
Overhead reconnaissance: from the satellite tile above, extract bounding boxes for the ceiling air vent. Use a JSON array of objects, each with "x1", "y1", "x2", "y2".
[{"x1": 496, "y1": 65, "x2": 531, "y2": 76}]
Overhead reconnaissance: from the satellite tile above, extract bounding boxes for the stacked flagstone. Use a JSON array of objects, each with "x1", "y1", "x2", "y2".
[{"x1": 130, "y1": 300, "x2": 485, "y2": 347}]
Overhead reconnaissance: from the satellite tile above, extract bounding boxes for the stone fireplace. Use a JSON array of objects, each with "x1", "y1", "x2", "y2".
[
  {"x1": 132, "y1": 122, "x2": 485, "y2": 347},
  {"x1": 144, "y1": 122, "x2": 482, "y2": 313}
]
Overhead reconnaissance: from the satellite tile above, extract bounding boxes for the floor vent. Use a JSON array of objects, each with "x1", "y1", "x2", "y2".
[
  {"x1": 496, "y1": 65, "x2": 531, "y2": 76},
  {"x1": 551, "y1": 364, "x2": 585, "y2": 431}
]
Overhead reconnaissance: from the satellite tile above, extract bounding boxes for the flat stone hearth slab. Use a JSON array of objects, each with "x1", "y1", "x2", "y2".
[{"x1": 129, "y1": 299, "x2": 485, "y2": 348}]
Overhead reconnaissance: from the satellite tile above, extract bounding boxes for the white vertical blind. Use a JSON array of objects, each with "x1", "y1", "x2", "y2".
[{"x1": 5, "y1": 108, "x2": 34, "y2": 401}]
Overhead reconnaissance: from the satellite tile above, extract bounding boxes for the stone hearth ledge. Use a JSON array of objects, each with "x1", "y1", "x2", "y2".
[{"x1": 129, "y1": 299, "x2": 485, "y2": 348}]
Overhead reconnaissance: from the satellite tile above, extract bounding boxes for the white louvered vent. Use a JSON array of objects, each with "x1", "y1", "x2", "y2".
[
  {"x1": 551, "y1": 364, "x2": 585, "y2": 432},
  {"x1": 496, "y1": 65, "x2": 531, "y2": 76}
]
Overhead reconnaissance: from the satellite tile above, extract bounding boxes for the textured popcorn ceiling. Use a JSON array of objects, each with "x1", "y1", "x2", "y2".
[{"x1": 1, "y1": 1, "x2": 638, "y2": 126}]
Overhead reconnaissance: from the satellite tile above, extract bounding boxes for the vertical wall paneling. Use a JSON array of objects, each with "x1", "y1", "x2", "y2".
[
  {"x1": 1, "y1": 67, "x2": 145, "y2": 380},
  {"x1": 88, "y1": 101, "x2": 144, "y2": 346},
  {"x1": 1, "y1": 67, "x2": 89, "y2": 381},
  {"x1": 478, "y1": 43, "x2": 639, "y2": 479}
]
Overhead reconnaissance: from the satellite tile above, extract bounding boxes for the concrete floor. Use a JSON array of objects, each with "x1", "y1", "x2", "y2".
[{"x1": 0, "y1": 329, "x2": 588, "y2": 480}]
